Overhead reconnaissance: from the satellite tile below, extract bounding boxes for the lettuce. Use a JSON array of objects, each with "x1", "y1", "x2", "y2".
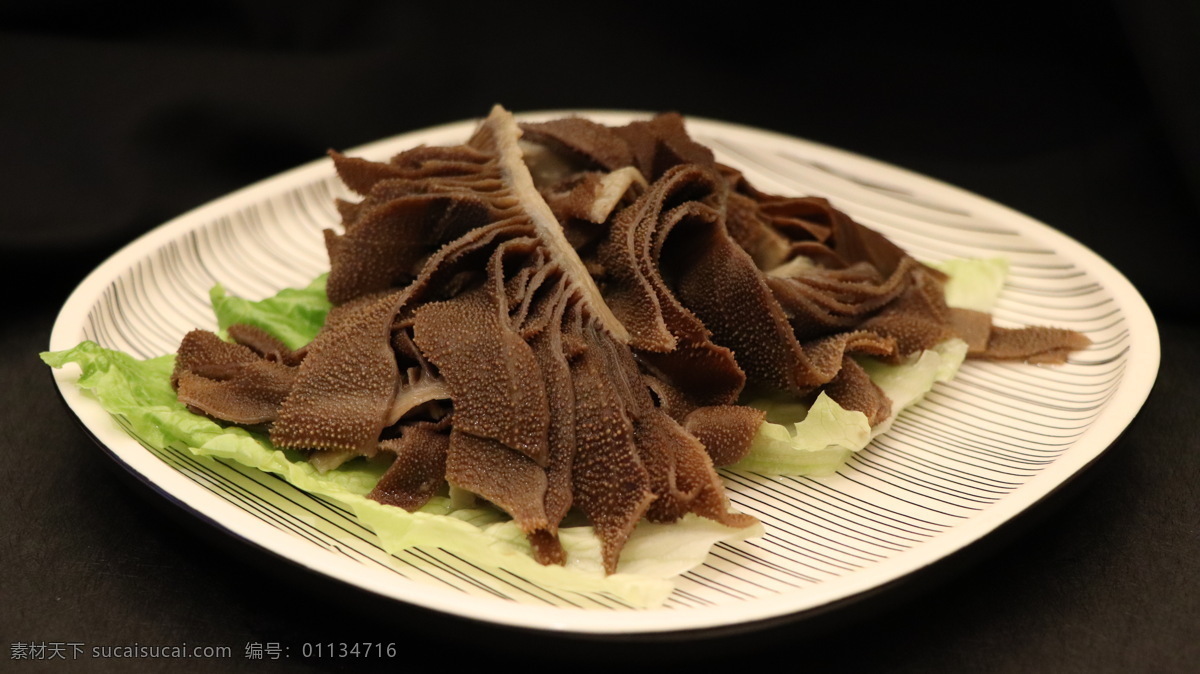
[
  {"x1": 929, "y1": 257, "x2": 1008, "y2": 313},
  {"x1": 43, "y1": 257, "x2": 1005, "y2": 605},
  {"x1": 732, "y1": 258, "x2": 1002, "y2": 475},
  {"x1": 733, "y1": 393, "x2": 866, "y2": 476},
  {"x1": 209, "y1": 274, "x2": 331, "y2": 350},
  {"x1": 42, "y1": 305, "x2": 757, "y2": 610},
  {"x1": 862, "y1": 338, "x2": 968, "y2": 440}
]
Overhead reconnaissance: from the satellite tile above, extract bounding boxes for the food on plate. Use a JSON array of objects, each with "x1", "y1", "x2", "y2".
[
  {"x1": 44, "y1": 106, "x2": 1090, "y2": 603},
  {"x1": 165, "y1": 105, "x2": 1090, "y2": 572}
]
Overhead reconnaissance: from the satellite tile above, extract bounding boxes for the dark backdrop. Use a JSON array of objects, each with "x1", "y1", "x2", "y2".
[{"x1": 3, "y1": 1, "x2": 1197, "y2": 672}]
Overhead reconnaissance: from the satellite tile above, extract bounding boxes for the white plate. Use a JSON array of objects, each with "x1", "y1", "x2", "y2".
[{"x1": 49, "y1": 111, "x2": 1159, "y2": 635}]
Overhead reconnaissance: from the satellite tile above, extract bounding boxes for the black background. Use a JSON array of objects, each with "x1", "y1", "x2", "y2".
[{"x1": 3, "y1": 1, "x2": 1197, "y2": 671}]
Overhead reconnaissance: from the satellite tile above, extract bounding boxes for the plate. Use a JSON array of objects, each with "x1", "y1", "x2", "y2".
[{"x1": 48, "y1": 111, "x2": 1159, "y2": 635}]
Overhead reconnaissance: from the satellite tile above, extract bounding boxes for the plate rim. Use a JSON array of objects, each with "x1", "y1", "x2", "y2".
[{"x1": 48, "y1": 110, "x2": 1161, "y2": 635}]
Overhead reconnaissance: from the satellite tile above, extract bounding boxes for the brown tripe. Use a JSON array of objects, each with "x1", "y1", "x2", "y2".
[
  {"x1": 173, "y1": 329, "x2": 300, "y2": 426},
  {"x1": 333, "y1": 106, "x2": 755, "y2": 572},
  {"x1": 171, "y1": 105, "x2": 1091, "y2": 575}
]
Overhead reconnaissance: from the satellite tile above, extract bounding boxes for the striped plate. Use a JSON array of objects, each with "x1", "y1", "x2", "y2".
[{"x1": 48, "y1": 112, "x2": 1159, "y2": 635}]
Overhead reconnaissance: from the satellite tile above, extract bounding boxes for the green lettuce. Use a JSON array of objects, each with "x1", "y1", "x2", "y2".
[
  {"x1": 731, "y1": 258, "x2": 1002, "y2": 475},
  {"x1": 44, "y1": 257, "x2": 1004, "y2": 605},
  {"x1": 733, "y1": 393, "x2": 866, "y2": 476},
  {"x1": 209, "y1": 274, "x2": 331, "y2": 350},
  {"x1": 929, "y1": 257, "x2": 1008, "y2": 313},
  {"x1": 42, "y1": 297, "x2": 757, "y2": 609}
]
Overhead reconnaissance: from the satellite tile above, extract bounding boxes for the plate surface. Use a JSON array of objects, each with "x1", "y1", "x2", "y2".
[{"x1": 49, "y1": 111, "x2": 1159, "y2": 635}]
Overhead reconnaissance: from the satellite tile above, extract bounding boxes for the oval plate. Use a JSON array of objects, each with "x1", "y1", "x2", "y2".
[{"x1": 49, "y1": 111, "x2": 1159, "y2": 635}]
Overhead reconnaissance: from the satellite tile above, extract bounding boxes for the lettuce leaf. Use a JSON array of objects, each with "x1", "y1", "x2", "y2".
[
  {"x1": 44, "y1": 257, "x2": 1004, "y2": 605},
  {"x1": 42, "y1": 302, "x2": 757, "y2": 610},
  {"x1": 929, "y1": 257, "x2": 1008, "y2": 313},
  {"x1": 862, "y1": 338, "x2": 968, "y2": 440},
  {"x1": 732, "y1": 392, "x2": 864, "y2": 476},
  {"x1": 732, "y1": 258, "x2": 1002, "y2": 475},
  {"x1": 209, "y1": 274, "x2": 331, "y2": 350}
]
